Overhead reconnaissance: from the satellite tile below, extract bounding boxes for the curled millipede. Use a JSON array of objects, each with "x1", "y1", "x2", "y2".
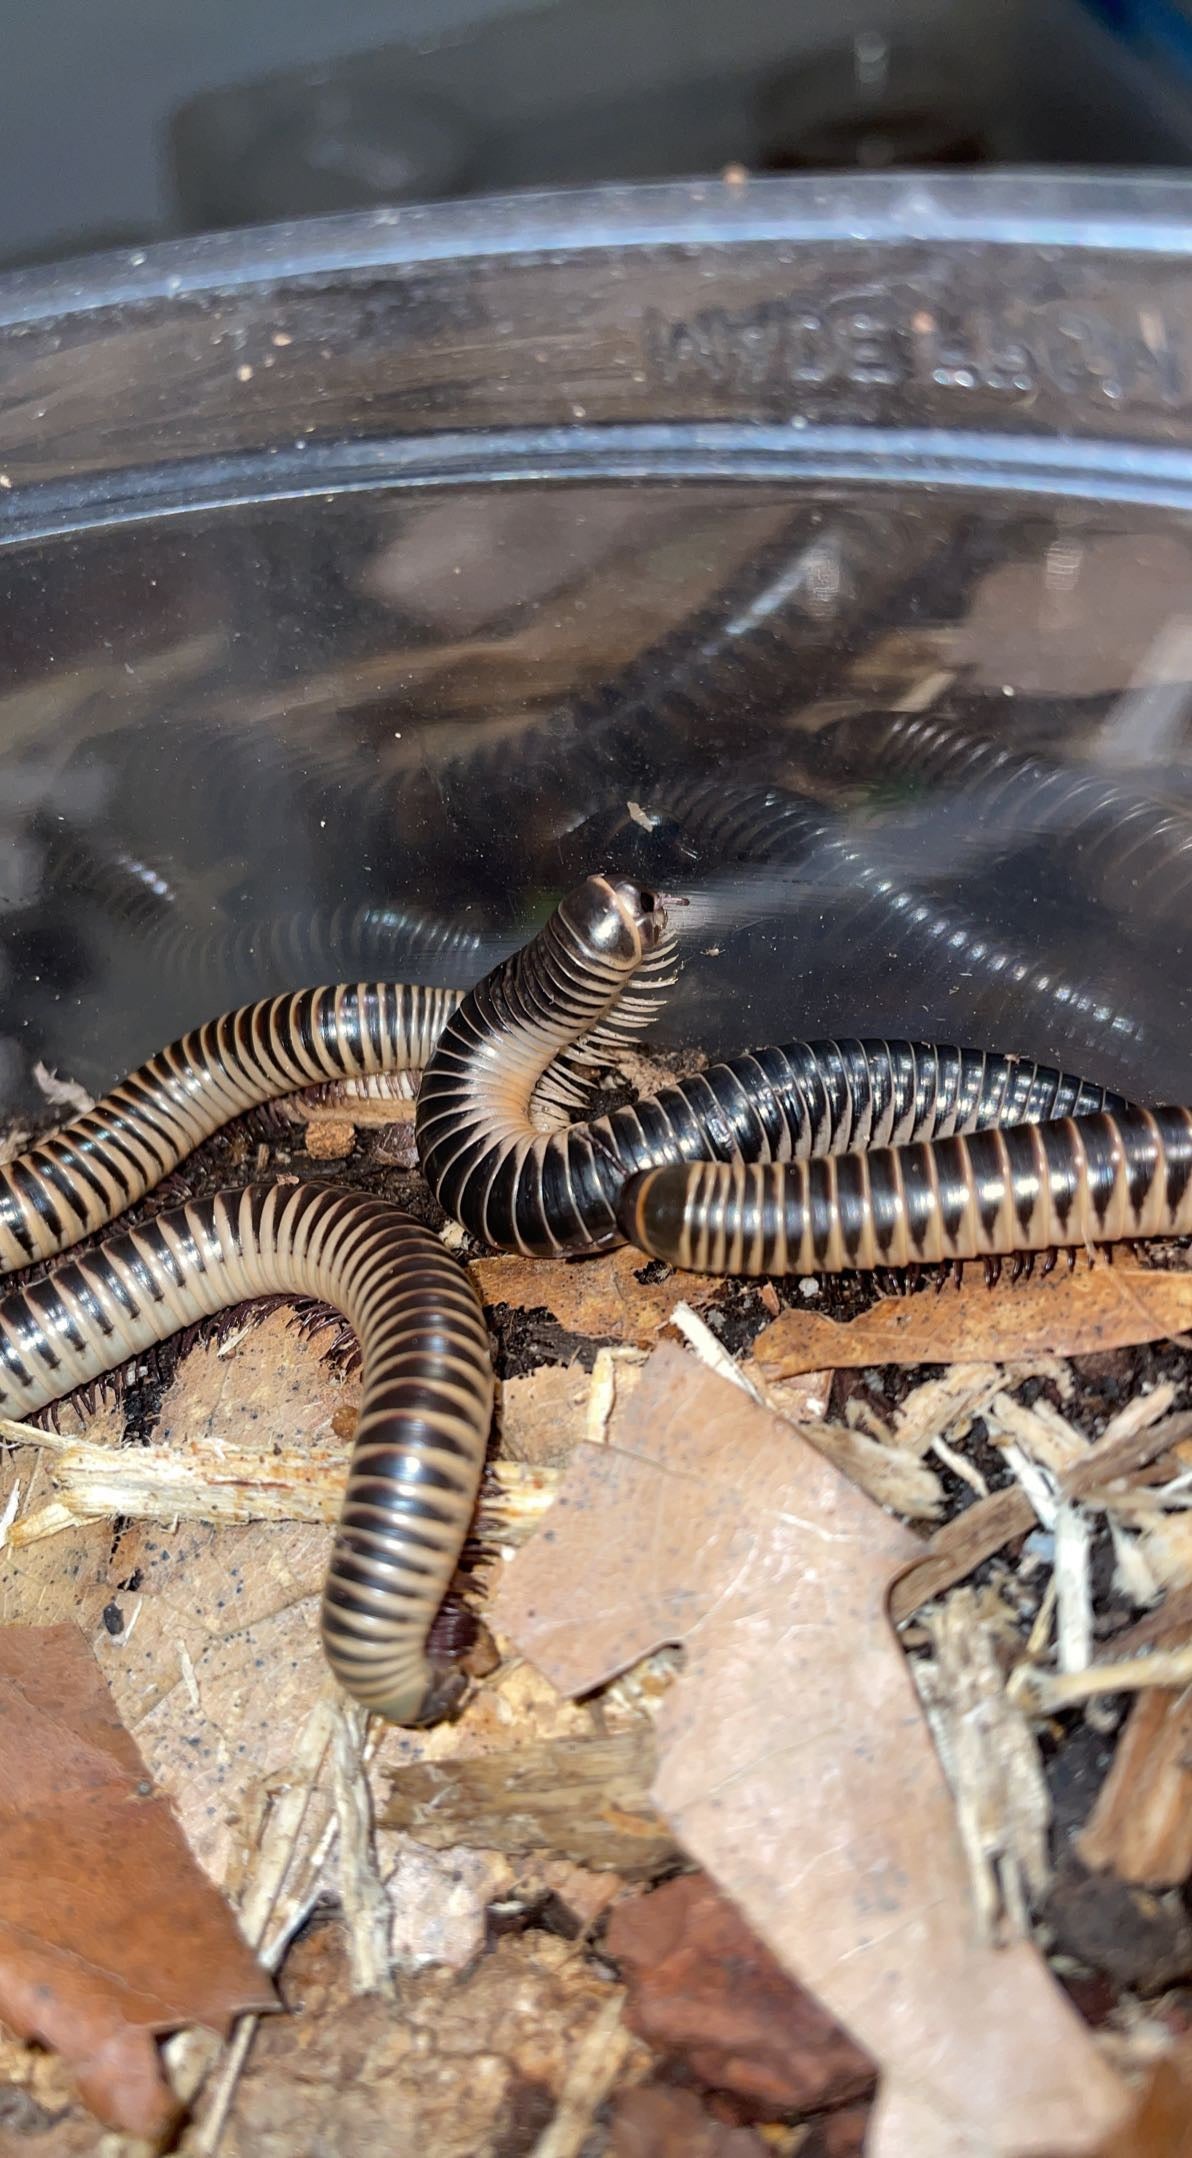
[
  {"x1": 619, "y1": 1107, "x2": 1192, "y2": 1275},
  {"x1": 0, "y1": 981, "x2": 463, "y2": 1273},
  {"x1": 416, "y1": 875, "x2": 1125, "y2": 1258},
  {"x1": 0, "y1": 1182, "x2": 493, "y2": 1723}
]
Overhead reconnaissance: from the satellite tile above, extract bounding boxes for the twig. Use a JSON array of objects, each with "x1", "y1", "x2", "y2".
[
  {"x1": 331, "y1": 1702, "x2": 394, "y2": 1999},
  {"x1": 1009, "y1": 1642, "x2": 1192, "y2": 1714},
  {"x1": 670, "y1": 1302, "x2": 757, "y2": 1396},
  {"x1": 1055, "y1": 1505, "x2": 1093, "y2": 1676},
  {"x1": 528, "y1": 1994, "x2": 633, "y2": 2158}
]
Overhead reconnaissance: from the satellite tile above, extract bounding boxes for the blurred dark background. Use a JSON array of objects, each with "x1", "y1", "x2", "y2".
[{"x1": 6, "y1": 0, "x2": 1192, "y2": 269}]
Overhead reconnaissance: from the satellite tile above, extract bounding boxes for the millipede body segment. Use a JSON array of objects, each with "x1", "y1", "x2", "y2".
[
  {"x1": 0, "y1": 1182, "x2": 494, "y2": 1724},
  {"x1": 0, "y1": 981, "x2": 462, "y2": 1273},
  {"x1": 620, "y1": 1107, "x2": 1192, "y2": 1275}
]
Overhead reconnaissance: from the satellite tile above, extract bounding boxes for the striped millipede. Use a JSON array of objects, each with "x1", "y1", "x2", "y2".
[
  {"x1": 416, "y1": 875, "x2": 1125, "y2": 1258},
  {"x1": 619, "y1": 1107, "x2": 1192, "y2": 1276},
  {"x1": 810, "y1": 707, "x2": 1192, "y2": 928},
  {"x1": 652, "y1": 776, "x2": 1153, "y2": 1071},
  {"x1": 0, "y1": 981, "x2": 462, "y2": 1273},
  {"x1": 0, "y1": 1182, "x2": 493, "y2": 1724},
  {"x1": 123, "y1": 901, "x2": 492, "y2": 1008}
]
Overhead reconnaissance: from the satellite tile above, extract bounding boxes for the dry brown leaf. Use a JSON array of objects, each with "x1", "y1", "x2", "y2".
[
  {"x1": 381, "y1": 1725, "x2": 676, "y2": 1874},
  {"x1": 1078, "y1": 1687, "x2": 1192, "y2": 1888},
  {"x1": 753, "y1": 1263, "x2": 1192, "y2": 1379},
  {"x1": 0, "y1": 1624, "x2": 274, "y2": 2139},
  {"x1": 152, "y1": 1309, "x2": 356, "y2": 1472},
  {"x1": 470, "y1": 1244, "x2": 720, "y2": 1346},
  {"x1": 499, "y1": 1364, "x2": 592, "y2": 1466},
  {"x1": 606, "y1": 1872, "x2": 874, "y2": 2113},
  {"x1": 107, "y1": 1514, "x2": 332, "y2": 1884},
  {"x1": 494, "y1": 1344, "x2": 1129, "y2": 2158},
  {"x1": 1, "y1": 1317, "x2": 356, "y2": 1888}
]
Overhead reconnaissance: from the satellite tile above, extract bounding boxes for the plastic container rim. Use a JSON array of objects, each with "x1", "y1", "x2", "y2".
[{"x1": 3, "y1": 169, "x2": 1192, "y2": 330}]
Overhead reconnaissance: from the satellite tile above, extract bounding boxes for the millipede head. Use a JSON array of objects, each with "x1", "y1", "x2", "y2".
[{"x1": 557, "y1": 875, "x2": 668, "y2": 968}]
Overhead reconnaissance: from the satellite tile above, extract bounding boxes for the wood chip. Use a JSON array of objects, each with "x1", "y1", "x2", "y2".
[
  {"x1": 916, "y1": 1589, "x2": 1051, "y2": 1940},
  {"x1": 1078, "y1": 1685, "x2": 1192, "y2": 1887},
  {"x1": 891, "y1": 1487, "x2": 1034, "y2": 1625},
  {"x1": 381, "y1": 1726, "x2": 676, "y2": 1875}
]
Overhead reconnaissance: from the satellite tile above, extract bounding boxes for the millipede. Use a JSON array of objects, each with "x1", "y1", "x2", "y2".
[
  {"x1": 0, "y1": 979, "x2": 462, "y2": 1272},
  {"x1": 0, "y1": 1182, "x2": 493, "y2": 1724},
  {"x1": 619, "y1": 1106, "x2": 1192, "y2": 1276},
  {"x1": 808, "y1": 706, "x2": 1192, "y2": 941}
]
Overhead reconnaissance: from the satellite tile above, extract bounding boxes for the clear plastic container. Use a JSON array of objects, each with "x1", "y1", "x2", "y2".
[{"x1": 2, "y1": 171, "x2": 1192, "y2": 1112}]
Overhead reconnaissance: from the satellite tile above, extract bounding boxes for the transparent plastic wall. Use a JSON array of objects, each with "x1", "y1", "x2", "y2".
[{"x1": 0, "y1": 175, "x2": 1191, "y2": 1110}]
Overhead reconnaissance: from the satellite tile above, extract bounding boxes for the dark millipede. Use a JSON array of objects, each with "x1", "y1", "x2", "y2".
[
  {"x1": 0, "y1": 1183, "x2": 493, "y2": 1723},
  {"x1": 811, "y1": 707, "x2": 1192, "y2": 926},
  {"x1": 416, "y1": 874, "x2": 1126, "y2": 1258},
  {"x1": 653, "y1": 776, "x2": 1154, "y2": 1070},
  {"x1": 619, "y1": 1107, "x2": 1192, "y2": 1275},
  {"x1": 0, "y1": 980, "x2": 463, "y2": 1272}
]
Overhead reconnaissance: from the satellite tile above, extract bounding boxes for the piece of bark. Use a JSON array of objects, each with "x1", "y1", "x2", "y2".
[
  {"x1": 0, "y1": 1624, "x2": 274, "y2": 2139},
  {"x1": 382, "y1": 1726, "x2": 676, "y2": 1874},
  {"x1": 608, "y1": 2085, "x2": 768, "y2": 2158},
  {"x1": 1078, "y1": 1687, "x2": 1192, "y2": 1887},
  {"x1": 888, "y1": 1413, "x2": 1192, "y2": 1628},
  {"x1": 470, "y1": 1244, "x2": 720, "y2": 1347},
  {"x1": 1084, "y1": 2030, "x2": 1192, "y2": 2158},
  {"x1": 1065, "y1": 1414, "x2": 1192, "y2": 1502},
  {"x1": 752, "y1": 1264, "x2": 1192, "y2": 1379},
  {"x1": 916, "y1": 1588, "x2": 1051, "y2": 1939},
  {"x1": 606, "y1": 1873, "x2": 874, "y2": 2114},
  {"x1": 1103, "y1": 1584, "x2": 1192, "y2": 1660},
  {"x1": 494, "y1": 1344, "x2": 1129, "y2": 2158},
  {"x1": 890, "y1": 1486, "x2": 1034, "y2": 1624},
  {"x1": 219, "y1": 1916, "x2": 646, "y2": 2158}
]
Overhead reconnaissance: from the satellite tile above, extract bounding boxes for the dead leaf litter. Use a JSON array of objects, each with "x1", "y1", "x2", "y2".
[{"x1": 0, "y1": 1103, "x2": 1189, "y2": 2153}]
